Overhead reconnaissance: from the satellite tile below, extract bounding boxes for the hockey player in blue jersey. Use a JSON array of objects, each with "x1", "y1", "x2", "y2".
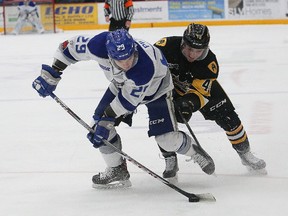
[
  {"x1": 32, "y1": 29, "x2": 215, "y2": 188},
  {"x1": 12, "y1": 0, "x2": 44, "y2": 35}
]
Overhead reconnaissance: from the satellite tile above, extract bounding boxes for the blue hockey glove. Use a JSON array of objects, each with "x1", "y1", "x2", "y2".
[
  {"x1": 87, "y1": 116, "x2": 115, "y2": 148},
  {"x1": 32, "y1": 64, "x2": 62, "y2": 97}
]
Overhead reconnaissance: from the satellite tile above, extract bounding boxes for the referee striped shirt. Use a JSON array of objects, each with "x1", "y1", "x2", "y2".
[{"x1": 104, "y1": 0, "x2": 134, "y2": 21}]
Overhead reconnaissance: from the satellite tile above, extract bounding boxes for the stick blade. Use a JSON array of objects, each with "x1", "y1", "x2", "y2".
[
  {"x1": 196, "y1": 193, "x2": 216, "y2": 202},
  {"x1": 187, "y1": 192, "x2": 216, "y2": 202}
]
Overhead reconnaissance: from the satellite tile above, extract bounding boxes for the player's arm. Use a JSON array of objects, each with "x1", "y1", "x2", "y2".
[
  {"x1": 53, "y1": 35, "x2": 93, "y2": 71},
  {"x1": 32, "y1": 34, "x2": 97, "y2": 97},
  {"x1": 104, "y1": 0, "x2": 111, "y2": 21},
  {"x1": 109, "y1": 80, "x2": 150, "y2": 117},
  {"x1": 88, "y1": 80, "x2": 147, "y2": 148},
  {"x1": 125, "y1": 0, "x2": 134, "y2": 21},
  {"x1": 109, "y1": 44, "x2": 158, "y2": 117},
  {"x1": 187, "y1": 77, "x2": 216, "y2": 107},
  {"x1": 173, "y1": 77, "x2": 213, "y2": 122},
  {"x1": 87, "y1": 81, "x2": 142, "y2": 148},
  {"x1": 185, "y1": 55, "x2": 219, "y2": 109},
  {"x1": 175, "y1": 55, "x2": 219, "y2": 123}
]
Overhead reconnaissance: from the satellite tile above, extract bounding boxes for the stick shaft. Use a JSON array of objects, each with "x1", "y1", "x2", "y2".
[
  {"x1": 50, "y1": 92, "x2": 92, "y2": 132},
  {"x1": 49, "y1": 92, "x2": 200, "y2": 201},
  {"x1": 176, "y1": 108, "x2": 202, "y2": 147}
]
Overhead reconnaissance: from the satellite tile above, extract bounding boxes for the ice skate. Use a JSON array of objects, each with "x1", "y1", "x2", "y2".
[
  {"x1": 92, "y1": 160, "x2": 131, "y2": 189},
  {"x1": 238, "y1": 150, "x2": 267, "y2": 174},
  {"x1": 38, "y1": 28, "x2": 45, "y2": 34},
  {"x1": 163, "y1": 154, "x2": 179, "y2": 183},
  {"x1": 11, "y1": 30, "x2": 18, "y2": 35},
  {"x1": 190, "y1": 144, "x2": 215, "y2": 175}
]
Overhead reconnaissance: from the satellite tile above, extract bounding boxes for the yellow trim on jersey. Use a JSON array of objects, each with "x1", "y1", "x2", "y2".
[{"x1": 191, "y1": 78, "x2": 215, "y2": 97}]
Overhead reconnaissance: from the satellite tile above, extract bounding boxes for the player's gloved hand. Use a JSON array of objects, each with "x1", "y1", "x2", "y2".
[
  {"x1": 32, "y1": 64, "x2": 62, "y2": 97},
  {"x1": 114, "y1": 112, "x2": 134, "y2": 127},
  {"x1": 87, "y1": 116, "x2": 115, "y2": 148},
  {"x1": 174, "y1": 96, "x2": 194, "y2": 123},
  {"x1": 121, "y1": 112, "x2": 133, "y2": 126}
]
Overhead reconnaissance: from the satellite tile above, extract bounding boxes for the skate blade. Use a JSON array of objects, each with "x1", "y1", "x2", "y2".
[
  {"x1": 246, "y1": 167, "x2": 268, "y2": 175},
  {"x1": 92, "y1": 180, "x2": 132, "y2": 189},
  {"x1": 165, "y1": 174, "x2": 178, "y2": 184}
]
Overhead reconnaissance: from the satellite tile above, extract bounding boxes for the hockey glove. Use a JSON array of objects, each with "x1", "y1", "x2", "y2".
[
  {"x1": 87, "y1": 116, "x2": 115, "y2": 148},
  {"x1": 114, "y1": 112, "x2": 134, "y2": 127},
  {"x1": 32, "y1": 64, "x2": 62, "y2": 97},
  {"x1": 174, "y1": 96, "x2": 194, "y2": 123}
]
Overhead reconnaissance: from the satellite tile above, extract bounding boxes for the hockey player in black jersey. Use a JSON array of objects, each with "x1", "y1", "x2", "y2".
[{"x1": 154, "y1": 23, "x2": 267, "y2": 180}]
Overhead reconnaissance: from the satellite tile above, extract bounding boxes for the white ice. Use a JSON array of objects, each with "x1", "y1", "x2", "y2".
[{"x1": 0, "y1": 25, "x2": 288, "y2": 216}]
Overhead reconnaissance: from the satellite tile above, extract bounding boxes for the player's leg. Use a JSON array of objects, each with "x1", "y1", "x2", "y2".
[
  {"x1": 12, "y1": 15, "x2": 26, "y2": 35},
  {"x1": 147, "y1": 92, "x2": 215, "y2": 176},
  {"x1": 92, "y1": 134, "x2": 131, "y2": 189},
  {"x1": 29, "y1": 12, "x2": 44, "y2": 34},
  {"x1": 108, "y1": 18, "x2": 124, "y2": 31},
  {"x1": 200, "y1": 81, "x2": 266, "y2": 172},
  {"x1": 158, "y1": 146, "x2": 179, "y2": 181},
  {"x1": 91, "y1": 86, "x2": 135, "y2": 188}
]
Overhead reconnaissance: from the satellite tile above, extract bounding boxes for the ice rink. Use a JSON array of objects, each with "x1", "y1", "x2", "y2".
[{"x1": 1, "y1": 24, "x2": 288, "y2": 216}]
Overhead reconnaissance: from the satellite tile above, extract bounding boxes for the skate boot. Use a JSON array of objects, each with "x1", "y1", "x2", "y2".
[
  {"x1": 92, "y1": 160, "x2": 131, "y2": 189},
  {"x1": 190, "y1": 144, "x2": 215, "y2": 175},
  {"x1": 237, "y1": 149, "x2": 267, "y2": 174},
  {"x1": 163, "y1": 154, "x2": 179, "y2": 182}
]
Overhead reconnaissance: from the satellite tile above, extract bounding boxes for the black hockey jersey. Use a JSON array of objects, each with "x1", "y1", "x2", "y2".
[{"x1": 154, "y1": 36, "x2": 219, "y2": 110}]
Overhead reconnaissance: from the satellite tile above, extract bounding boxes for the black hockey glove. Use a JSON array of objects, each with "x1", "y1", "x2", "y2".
[
  {"x1": 174, "y1": 96, "x2": 194, "y2": 123},
  {"x1": 114, "y1": 112, "x2": 134, "y2": 127}
]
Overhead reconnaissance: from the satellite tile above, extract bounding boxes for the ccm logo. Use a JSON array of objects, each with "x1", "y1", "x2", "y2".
[
  {"x1": 210, "y1": 99, "x2": 227, "y2": 111},
  {"x1": 149, "y1": 118, "x2": 164, "y2": 125}
]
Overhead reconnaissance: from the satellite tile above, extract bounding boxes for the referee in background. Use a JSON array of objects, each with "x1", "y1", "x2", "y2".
[{"x1": 104, "y1": 0, "x2": 135, "y2": 31}]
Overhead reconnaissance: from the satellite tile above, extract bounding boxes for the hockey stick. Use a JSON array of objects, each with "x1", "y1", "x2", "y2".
[
  {"x1": 176, "y1": 108, "x2": 215, "y2": 173},
  {"x1": 176, "y1": 108, "x2": 202, "y2": 148},
  {"x1": 49, "y1": 92, "x2": 215, "y2": 202}
]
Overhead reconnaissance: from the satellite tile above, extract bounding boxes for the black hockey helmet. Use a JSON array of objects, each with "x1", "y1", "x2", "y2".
[{"x1": 182, "y1": 23, "x2": 210, "y2": 49}]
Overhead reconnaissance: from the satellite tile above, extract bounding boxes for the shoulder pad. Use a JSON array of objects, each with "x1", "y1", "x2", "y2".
[
  {"x1": 88, "y1": 32, "x2": 109, "y2": 58},
  {"x1": 207, "y1": 61, "x2": 218, "y2": 74},
  {"x1": 154, "y1": 38, "x2": 167, "y2": 47}
]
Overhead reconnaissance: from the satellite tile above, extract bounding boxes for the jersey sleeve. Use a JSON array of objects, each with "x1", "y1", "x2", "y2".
[
  {"x1": 109, "y1": 42, "x2": 171, "y2": 117},
  {"x1": 125, "y1": 0, "x2": 134, "y2": 20},
  {"x1": 109, "y1": 65, "x2": 154, "y2": 116},
  {"x1": 104, "y1": 0, "x2": 110, "y2": 16},
  {"x1": 184, "y1": 57, "x2": 219, "y2": 110},
  {"x1": 53, "y1": 32, "x2": 108, "y2": 67},
  {"x1": 154, "y1": 37, "x2": 170, "y2": 54}
]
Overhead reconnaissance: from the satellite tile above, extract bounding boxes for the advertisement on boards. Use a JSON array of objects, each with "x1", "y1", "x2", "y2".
[
  {"x1": 228, "y1": 0, "x2": 288, "y2": 19},
  {"x1": 168, "y1": 0, "x2": 225, "y2": 20},
  {"x1": 97, "y1": 1, "x2": 168, "y2": 24},
  {"x1": 53, "y1": 3, "x2": 98, "y2": 26}
]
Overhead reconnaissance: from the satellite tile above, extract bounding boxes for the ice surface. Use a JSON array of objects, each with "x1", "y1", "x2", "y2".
[{"x1": 1, "y1": 25, "x2": 288, "y2": 216}]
